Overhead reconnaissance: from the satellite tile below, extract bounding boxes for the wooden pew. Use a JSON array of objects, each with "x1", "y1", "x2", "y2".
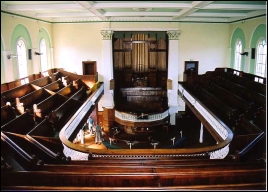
[
  {"x1": 252, "y1": 109, "x2": 266, "y2": 132},
  {"x1": 1, "y1": 132, "x2": 60, "y2": 165},
  {"x1": 216, "y1": 78, "x2": 266, "y2": 110},
  {"x1": 1, "y1": 156, "x2": 13, "y2": 172},
  {"x1": 229, "y1": 74, "x2": 266, "y2": 95},
  {"x1": 68, "y1": 158, "x2": 228, "y2": 166},
  {"x1": 71, "y1": 86, "x2": 90, "y2": 102},
  {"x1": 1, "y1": 72, "x2": 44, "y2": 94},
  {"x1": 1, "y1": 83, "x2": 9, "y2": 93},
  {"x1": 2, "y1": 182, "x2": 266, "y2": 190},
  {"x1": 28, "y1": 117, "x2": 56, "y2": 137},
  {"x1": 57, "y1": 83, "x2": 80, "y2": 98},
  {"x1": 194, "y1": 87, "x2": 238, "y2": 126},
  {"x1": 2, "y1": 166, "x2": 265, "y2": 187},
  {"x1": 1, "y1": 83, "x2": 40, "y2": 106},
  {"x1": 29, "y1": 136, "x2": 65, "y2": 156},
  {"x1": 1, "y1": 110, "x2": 35, "y2": 134},
  {"x1": 205, "y1": 83, "x2": 255, "y2": 119},
  {"x1": 37, "y1": 159, "x2": 265, "y2": 172},
  {"x1": 30, "y1": 76, "x2": 53, "y2": 88},
  {"x1": 57, "y1": 69, "x2": 96, "y2": 86},
  {"x1": 230, "y1": 133, "x2": 262, "y2": 153},
  {"x1": 34, "y1": 94, "x2": 69, "y2": 122},
  {"x1": 234, "y1": 114, "x2": 263, "y2": 135},
  {"x1": 48, "y1": 98, "x2": 82, "y2": 132},
  {"x1": 19, "y1": 89, "x2": 53, "y2": 114},
  {"x1": 43, "y1": 79, "x2": 65, "y2": 93},
  {"x1": 1, "y1": 134, "x2": 38, "y2": 171},
  {"x1": 1, "y1": 104, "x2": 16, "y2": 126}
]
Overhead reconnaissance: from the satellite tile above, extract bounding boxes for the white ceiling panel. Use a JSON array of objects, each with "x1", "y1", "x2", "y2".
[{"x1": 1, "y1": 1, "x2": 266, "y2": 23}]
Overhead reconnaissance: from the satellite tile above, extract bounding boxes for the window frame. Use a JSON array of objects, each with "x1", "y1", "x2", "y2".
[
  {"x1": 16, "y1": 37, "x2": 28, "y2": 79},
  {"x1": 234, "y1": 39, "x2": 242, "y2": 71},
  {"x1": 255, "y1": 38, "x2": 267, "y2": 78},
  {"x1": 40, "y1": 38, "x2": 48, "y2": 72}
]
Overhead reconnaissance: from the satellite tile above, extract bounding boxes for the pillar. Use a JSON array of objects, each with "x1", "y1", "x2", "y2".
[
  {"x1": 167, "y1": 30, "x2": 181, "y2": 125},
  {"x1": 100, "y1": 30, "x2": 114, "y2": 108}
]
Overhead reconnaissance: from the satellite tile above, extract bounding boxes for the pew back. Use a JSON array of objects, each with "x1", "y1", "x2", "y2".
[{"x1": 1, "y1": 84, "x2": 40, "y2": 105}]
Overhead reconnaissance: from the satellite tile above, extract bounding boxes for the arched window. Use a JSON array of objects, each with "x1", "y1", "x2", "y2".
[
  {"x1": 40, "y1": 38, "x2": 48, "y2": 72},
  {"x1": 16, "y1": 38, "x2": 28, "y2": 78},
  {"x1": 255, "y1": 39, "x2": 267, "y2": 77},
  {"x1": 234, "y1": 39, "x2": 242, "y2": 71}
]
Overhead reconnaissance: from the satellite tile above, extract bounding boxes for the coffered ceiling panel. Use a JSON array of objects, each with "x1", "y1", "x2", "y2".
[{"x1": 1, "y1": 1, "x2": 266, "y2": 23}]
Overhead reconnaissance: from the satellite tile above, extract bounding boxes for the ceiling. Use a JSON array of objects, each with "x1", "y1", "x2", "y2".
[{"x1": 1, "y1": 1, "x2": 266, "y2": 23}]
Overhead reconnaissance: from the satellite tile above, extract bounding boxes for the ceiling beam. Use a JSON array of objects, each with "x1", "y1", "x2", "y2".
[
  {"x1": 92, "y1": 2, "x2": 191, "y2": 9},
  {"x1": 205, "y1": 4, "x2": 266, "y2": 10},
  {"x1": 173, "y1": 1, "x2": 214, "y2": 20},
  {"x1": 75, "y1": 1, "x2": 107, "y2": 20},
  {"x1": 36, "y1": 12, "x2": 96, "y2": 18},
  {"x1": 5, "y1": 3, "x2": 82, "y2": 11}
]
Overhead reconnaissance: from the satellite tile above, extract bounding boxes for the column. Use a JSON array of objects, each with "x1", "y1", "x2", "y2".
[
  {"x1": 199, "y1": 123, "x2": 203, "y2": 143},
  {"x1": 167, "y1": 30, "x2": 181, "y2": 125},
  {"x1": 100, "y1": 30, "x2": 114, "y2": 108}
]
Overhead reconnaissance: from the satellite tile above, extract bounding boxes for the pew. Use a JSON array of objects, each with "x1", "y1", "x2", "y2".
[
  {"x1": 1, "y1": 83, "x2": 40, "y2": 106},
  {"x1": 1, "y1": 135, "x2": 38, "y2": 171},
  {"x1": 205, "y1": 83, "x2": 255, "y2": 119},
  {"x1": 57, "y1": 83, "x2": 80, "y2": 98},
  {"x1": 71, "y1": 86, "x2": 90, "y2": 102},
  {"x1": 36, "y1": 160, "x2": 264, "y2": 173},
  {"x1": 28, "y1": 117, "x2": 56, "y2": 137},
  {"x1": 1, "y1": 104, "x2": 16, "y2": 126},
  {"x1": 234, "y1": 114, "x2": 263, "y2": 135},
  {"x1": 1, "y1": 83, "x2": 9, "y2": 93},
  {"x1": 1, "y1": 110, "x2": 35, "y2": 134},
  {"x1": 216, "y1": 78, "x2": 266, "y2": 110},
  {"x1": 34, "y1": 94, "x2": 69, "y2": 122},
  {"x1": 229, "y1": 74, "x2": 266, "y2": 95},
  {"x1": 48, "y1": 98, "x2": 82, "y2": 131},
  {"x1": 43, "y1": 79, "x2": 65, "y2": 93},
  {"x1": 19, "y1": 89, "x2": 53, "y2": 114},
  {"x1": 2, "y1": 182, "x2": 266, "y2": 190},
  {"x1": 1, "y1": 157, "x2": 13, "y2": 172},
  {"x1": 57, "y1": 69, "x2": 97, "y2": 87},
  {"x1": 29, "y1": 136, "x2": 65, "y2": 155},
  {"x1": 2, "y1": 132, "x2": 60, "y2": 165},
  {"x1": 69, "y1": 158, "x2": 228, "y2": 165},
  {"x1": 194, "y1": 87, "x2": 238, "y2": 126},
  {"x1": 30, "y1": 76, "x2": 53, "y2": 88},
  {"x1": 2, "y1": 166, "x2": 265, "y2": 187},
  {"x1": 252, "y1": 109, "x2": 266, "y2": 132}
]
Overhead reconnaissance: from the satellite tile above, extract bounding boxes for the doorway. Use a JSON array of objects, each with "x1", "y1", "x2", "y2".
[{"x1": 82, "y1": 61, "x2": 96, "y2": 75}]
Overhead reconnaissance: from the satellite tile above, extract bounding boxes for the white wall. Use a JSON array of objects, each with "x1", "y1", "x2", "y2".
[
  {"x1": 1, "y1": 12, "x2": 52, "y2": 83},
  {"x1": 178, "y1": 23, "x2": 230, "y2": 79},
  {"x1": 52, "y1": 23, "x2": 103, "y2": 76},
  {"x1": 1, "y1": 13, "x2": 265, "y2": 84},
  {"x1": 52, "y1": 22, "x2": 230, "y2": 82}
]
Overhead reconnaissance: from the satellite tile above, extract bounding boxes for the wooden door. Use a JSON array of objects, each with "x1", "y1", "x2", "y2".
[{"x1": 82, "y1": 61, "x2": 96, "y2": 75}]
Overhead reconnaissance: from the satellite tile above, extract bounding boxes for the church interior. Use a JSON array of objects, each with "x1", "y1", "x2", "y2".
[{"x1": 1, "y1": 1, "x2": 267, "y2": 190}]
